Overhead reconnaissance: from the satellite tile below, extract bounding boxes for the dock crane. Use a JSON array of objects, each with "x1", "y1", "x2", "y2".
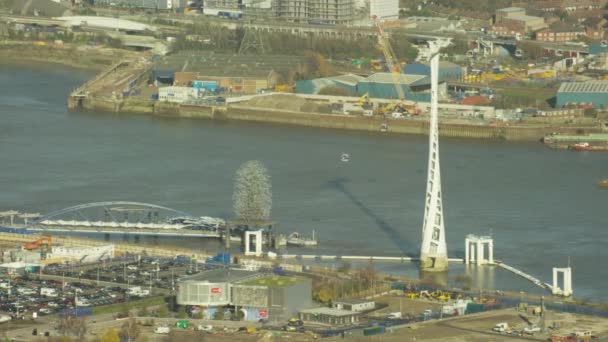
[{"x1": 371, "y1": 16, "x2": 421, "y2": 116}]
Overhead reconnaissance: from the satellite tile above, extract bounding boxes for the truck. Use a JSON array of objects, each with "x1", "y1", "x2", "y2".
[
  {"x1": 492, "y1": 322, "x2": 510, "y2": 332},
  {"x1": 40, "y1": 287, "x2": 58, "y2": 297}
]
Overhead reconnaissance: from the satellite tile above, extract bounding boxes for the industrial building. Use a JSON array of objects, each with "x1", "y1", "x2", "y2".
[
  {"x1": 295, "y1": 74, "x2": 363, "y2": 95},
  {"x1": 232, "y1": 276, "x2": 312, "y2": 321},
  {"x1": 556, "y1": 81, "x2": 608, "y2": 108},
  {"x1": 403, "y1": 61, "x2": 465, "y2": 82},
  {"x1": 177, "y1": 269, "x2": 259, "y2": 307},
  {"x1": 176, "y1": 270, "x2": 312, "y2": 322},
  {"x1": 2, "y1": 244, "x2": 114, "y2": 265},
  {"x1": 297, "y1": 72, "x2": 447, "y2": 101},
  {"x1": 370, "y1": 0, "x2": 399, "y2": 22},
  {"x1": 47, "y1": 245, "x2": 114, "y2": 264},
  {"x1": 356, "y1": 73, "x2": 439, "y2": 101},
  {"x1": 332, "y1": 299, "x2": 375, "y2": 312},
  {"x1": 158, "y1": 86, "x2": 200, "y2": 103},
  {"x1": 0, "y1": 262, "x2": 41, "y2": 276},
  {"x1": 299, "y1": 307, "x2": 361, "y2": 326},
  {"x1": 156, "y1": 53, "x2": 298, "y2": 94},
  {"x1": 495, "y1": 7, "x2": 546, "y2": 32}
]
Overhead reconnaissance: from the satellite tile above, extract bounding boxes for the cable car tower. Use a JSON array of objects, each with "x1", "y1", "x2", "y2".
[{"x1": 420, "y1": 43, "x2": 448, "y2": 272}]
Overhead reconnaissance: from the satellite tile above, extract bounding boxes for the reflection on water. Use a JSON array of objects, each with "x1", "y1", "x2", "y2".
[{"x1": 1, "y1": 65, "x2": 607, "y2": 300}]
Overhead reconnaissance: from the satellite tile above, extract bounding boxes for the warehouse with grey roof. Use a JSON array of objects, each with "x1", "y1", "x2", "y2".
[{"x1": 556, "y1": 81, "x2": 608, "y2": 109}]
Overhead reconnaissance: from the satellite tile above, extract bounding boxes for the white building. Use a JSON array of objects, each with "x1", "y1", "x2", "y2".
[
  {"x1": 158, "y1": 86, "x2": 200, "y2": 103},
  {"x1": 370, "y1": 0, "x2": 399, "y2": 22},
  {"x1": 47, "y1": 245, "x2": 114, "y2": 264},
  {"x1": 332, "y1": 299, "x2": 375, "y2": 312}
]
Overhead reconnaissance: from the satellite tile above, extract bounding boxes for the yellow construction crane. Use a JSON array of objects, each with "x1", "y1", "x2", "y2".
[{"x1": 372, "y1": 15, "x2": 406, "y2": 102}]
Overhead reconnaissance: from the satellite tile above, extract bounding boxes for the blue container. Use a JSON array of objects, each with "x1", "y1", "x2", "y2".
[{"x1": 61, "y1": 307, "x2": 93, "y2": 317}]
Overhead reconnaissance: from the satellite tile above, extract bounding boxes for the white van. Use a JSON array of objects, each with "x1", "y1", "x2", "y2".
[
  {"x1": 154, "y1": 326, "x2": 170, "y2": 334},
  {"x1": 40, "y1": 287, "x2": 58, "y2": 297}
]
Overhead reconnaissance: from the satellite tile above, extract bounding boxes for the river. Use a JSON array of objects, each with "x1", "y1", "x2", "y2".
[{"x1": 1, "y1": 63, "x2": 607, "y2": 301}]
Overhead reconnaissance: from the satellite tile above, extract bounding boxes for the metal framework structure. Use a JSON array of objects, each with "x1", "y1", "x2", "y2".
[
  {"x1": 420, "y1": 46, "x2": 449, "y2": 272},
  {"x1": 32, "y1": 201, "x2": 196, "y2": 224}
]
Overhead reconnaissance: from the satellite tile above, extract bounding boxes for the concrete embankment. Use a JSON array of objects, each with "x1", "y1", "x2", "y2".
[{"x1": 71, "y1": 96, "x2": 595, "y2": 142}]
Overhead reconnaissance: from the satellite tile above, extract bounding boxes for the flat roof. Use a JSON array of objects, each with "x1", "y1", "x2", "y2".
[
  {"x1": 0, "y1": 262, "x2": 40, "y2": 268},
  {"x1": 180, "y1": 269, "x2": 259, "y2": 283},
  {"x1": 497, "y1": 7, "x2": 525, "y2": 12},
  {"x1": 558, "y1": 81, "x2": 608, "y2": 94},
  {"x1": 508, "y1": 14, "x2": 543, "y2": 22},
  {"x1": 237, "y1": 275, "x2": 306, "y2": 288},
  {"x1": 362, "y1": 73, "x2": 427, "y2": 85},
  {"x1": 300, "y1": 307, "x2": 361, "y2": 316},
  {"x1": 333, "y1": 299, "x2": 375, "y2": 305},
  {"x1": 328, "y1": 74, "x2": 364, "y2": 86}
]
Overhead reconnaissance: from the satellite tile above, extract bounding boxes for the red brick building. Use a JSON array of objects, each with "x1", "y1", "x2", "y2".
[{"x1": 535, "y1": 23, "x2": 586, "y2": 42}]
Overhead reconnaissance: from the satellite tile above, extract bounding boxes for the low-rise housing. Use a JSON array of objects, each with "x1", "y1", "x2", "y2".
[
  {"x1": 490, "y1": 20, "x2": 526, "y2": 39},
  {"x1": 534, "y1": 0, "x2": 606, "y2": 11},
  {"x1": 535, "y1": 23, "x2": 586, "y2": 42}
]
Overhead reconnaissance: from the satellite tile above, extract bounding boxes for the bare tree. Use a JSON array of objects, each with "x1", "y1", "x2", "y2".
[
  {"x1": 233, "y1": 160, "x2": 272, "y2": 224},
  {"x1": 119, "y1": 317, "x2": 141, "y2": 342}
]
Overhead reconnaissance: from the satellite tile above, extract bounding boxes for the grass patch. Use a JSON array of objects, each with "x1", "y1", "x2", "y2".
[{"x1": 92, "y1": 296, "x2": 166, "y2": 316}]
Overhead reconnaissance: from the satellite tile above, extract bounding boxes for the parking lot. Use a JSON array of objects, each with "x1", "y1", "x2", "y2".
[{"x1": 0, "y1": 254, "x2": 206, "y2": 322}]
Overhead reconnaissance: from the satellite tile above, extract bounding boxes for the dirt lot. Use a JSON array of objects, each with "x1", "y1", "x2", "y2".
[
  {"x1": 139, "y1": 329, "x2": 319, "y2": 341},
  {"x1": 244, "y1": 94, "x2": 331, "y2": 114},
  {"x1": 352, "y1": 307, "x2": 608, "y2": 342},
  {"x1": 368, "y1": 295, "x2": 444, "y2": 319}
]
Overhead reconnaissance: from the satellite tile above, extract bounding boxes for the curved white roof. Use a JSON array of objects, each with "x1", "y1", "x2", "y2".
[{"x1": 54, "y1": 16, "x2": 156, "y2": 32}]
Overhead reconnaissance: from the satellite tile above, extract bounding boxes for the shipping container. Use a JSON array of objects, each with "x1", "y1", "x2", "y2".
[{"x1": 60, "y1": 307, "x2": 92, "y2": 317}]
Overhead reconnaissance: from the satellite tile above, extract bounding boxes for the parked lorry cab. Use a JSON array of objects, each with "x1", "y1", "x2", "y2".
[
  {"x1": 493, "y1": 322, "x2": 510, "y2": 332},
  {"x1": 154, "y1": 326, "x2": 170, "y2": 334}
]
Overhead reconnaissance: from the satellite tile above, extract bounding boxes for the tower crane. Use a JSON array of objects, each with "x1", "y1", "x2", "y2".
[
  {"x1": 372, "y1": 15, "x2": 405, "y2": 101},
  {"x1": 372, "y1": 16, "x2": 420, "y2": 116}
]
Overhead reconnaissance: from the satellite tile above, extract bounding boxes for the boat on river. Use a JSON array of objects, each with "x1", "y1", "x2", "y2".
[
  {"x1": 569, "y1": 142, "x2": 608, "y2": 151},
  {"x1": 599, "y1": 179, "x2": 608, "y2": 188},
  {"x1": 287, "y1": 231, "x2": 318, "y2": 247}
]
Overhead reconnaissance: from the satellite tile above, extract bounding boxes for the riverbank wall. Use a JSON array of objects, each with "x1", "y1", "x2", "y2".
[{"x1": 69, "y1": 95, "x2": 603, "y2": 142}]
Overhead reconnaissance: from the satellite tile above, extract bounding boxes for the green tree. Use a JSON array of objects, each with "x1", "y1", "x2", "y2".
[{"x1": 100, "y1": 328, "x2": 120, "y2": 342}]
